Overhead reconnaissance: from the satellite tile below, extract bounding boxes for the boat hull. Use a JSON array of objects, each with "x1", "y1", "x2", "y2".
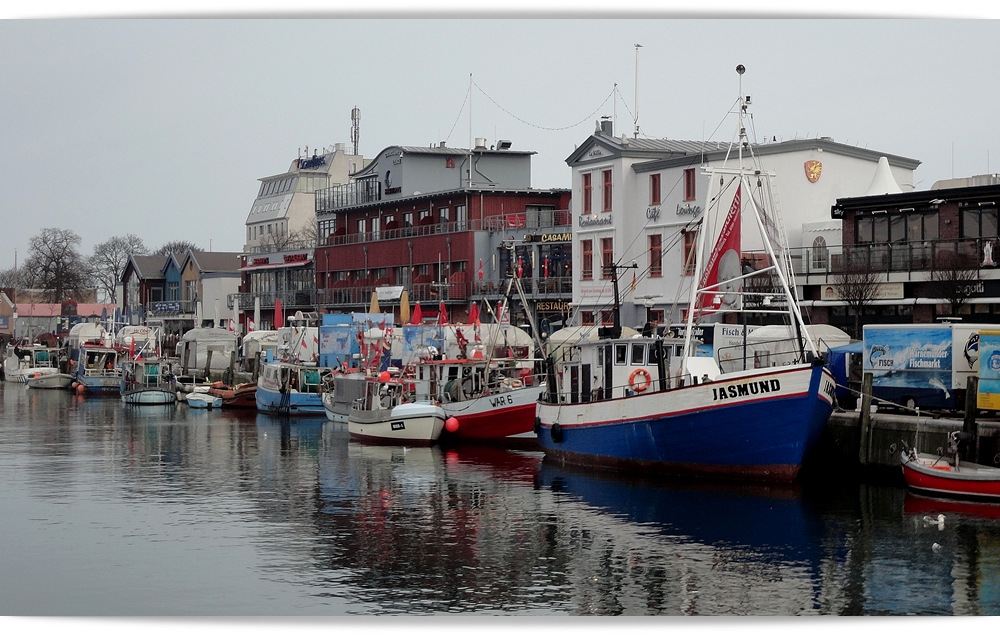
[
  {"x1": 8, "y1": 366, "x2": 60, "y2": 384},
  {"x1": 25, "y1": 372, "x2": 74, "y2": 389},
  {"x1": 901, "y1": 452, "x2": 1000, "y2": 500},
  {"x1": 187, "y1": 393, "x2": 223, "y2": 409},
  {"x1": 78, "y1": 375, "x2": 124, "y2": 394},
  {"x1": 535, "y1": 363, "x2": 835, "y2": 482},
  {"x1": 122, "y1": 388, "x2": 177, "y2": 405},
  {"x1": 255, "y1": 384, "x2": 325, "y2": 415},
  {"x1": 208, "y1": 383, "x2": 257, "y2": 408},
  {"x1": 349, "y1": 402, "x2": 446, "y2": 446},
  {"x1": 439, "y1": 385, "x2": 542, "y2": 444}
]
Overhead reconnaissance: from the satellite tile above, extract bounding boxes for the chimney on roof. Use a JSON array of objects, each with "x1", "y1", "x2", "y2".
[{"x1": 599, "y1": 119, "x2": 613, "y2": 136}]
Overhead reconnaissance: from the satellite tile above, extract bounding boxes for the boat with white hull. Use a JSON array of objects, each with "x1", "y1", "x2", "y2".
[
  {"x1": 348, "y1": 378, "x2": 446, "y2": 446},
  {"x1": 121, "y1": 358, "x2": 177, "y2": 405},
  {"x1": 26, "y1": 372, "x2": 75, "y2": 389}
]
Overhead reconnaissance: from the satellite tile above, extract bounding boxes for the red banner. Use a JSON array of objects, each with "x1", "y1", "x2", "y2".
[{"x1": 696, "y1": 183, "x2": 742, "y2": 316}]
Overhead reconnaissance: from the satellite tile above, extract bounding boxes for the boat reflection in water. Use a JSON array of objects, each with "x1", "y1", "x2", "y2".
[{"x1": 533, "y1": 461, "x2": 829, "y2": 614}]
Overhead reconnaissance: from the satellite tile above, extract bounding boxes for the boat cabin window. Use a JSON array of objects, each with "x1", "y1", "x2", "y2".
[
  {"x1": 615, "y1": 344, "x2": 627, "y2": 365},
  {"x1": 631, "y1": 343, "x2": 646, "y2": 366}
]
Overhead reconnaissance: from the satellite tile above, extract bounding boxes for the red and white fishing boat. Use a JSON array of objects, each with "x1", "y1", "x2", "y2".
[{"x1": 900, "y1": 432, "x2": 1000, "y2": 500}]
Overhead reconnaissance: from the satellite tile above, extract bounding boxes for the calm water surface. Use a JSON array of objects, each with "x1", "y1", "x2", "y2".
[{"x1": 2, "y1": 383, "x2": 1000, "y2": 616}]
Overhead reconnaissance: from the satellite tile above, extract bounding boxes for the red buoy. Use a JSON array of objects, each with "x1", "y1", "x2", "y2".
[{"x1": 445, "y1": 417, "x2": 460, "y2": 433}]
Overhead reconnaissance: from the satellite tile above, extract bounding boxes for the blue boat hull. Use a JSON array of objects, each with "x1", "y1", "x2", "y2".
[
  {"x1": 535, "y1": 363, "x2": 836, "y2": 482},
  {"x1": 255, "y1": 384, "x2": 325, "y2": 415}
]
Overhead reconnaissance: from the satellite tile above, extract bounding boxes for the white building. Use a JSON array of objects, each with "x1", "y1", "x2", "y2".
[
  {"x1": 565, "y1": 121, "x2": 920, "y2": 328},
  {"x1": 243, "y1": 143, "x2": 369, "y2": 253}
]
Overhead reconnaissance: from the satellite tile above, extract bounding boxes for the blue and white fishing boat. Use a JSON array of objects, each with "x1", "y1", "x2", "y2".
[
  {"x1": 121, "y1": 358, "x2": 176, "y2": 405},
  {"x1": 73, "y1": 343, "x2": 125, "y2": 395},
  {"x1": 256, "y1": 361, "x2": 334, "y2": 415},
  {"x1": 534, "y1": 65, "x2": 836, "y2": 482}
]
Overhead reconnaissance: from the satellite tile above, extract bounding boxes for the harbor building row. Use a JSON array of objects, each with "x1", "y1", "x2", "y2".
[{"x1": 110, "y1": 110, "x2": 1000, "y2": 342}]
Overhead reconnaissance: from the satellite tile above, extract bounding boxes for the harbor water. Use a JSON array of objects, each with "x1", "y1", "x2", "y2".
[{"x1": 3, "y1": 384, "x2": 1000, "y2": 616}]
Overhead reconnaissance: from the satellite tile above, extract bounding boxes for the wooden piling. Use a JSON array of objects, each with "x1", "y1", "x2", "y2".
[
  {"x1": 182, "y1": 346, "x2": 191, "y2": 375},
  {"x1": 964, "y1": 375, "x2": 980, "y2": 462},
  {"x1": 858, "y1": 372, "x2": 874, "y2": 465},
  {"x1": 204, "y1": 349, "x2": 213, "y2": 381},
  {"x1": 227, "y1": 350, "x2": 236, "y2": 386},
  {"x1": 252, "y1": 351, "x2": 261, "y2": 382}
]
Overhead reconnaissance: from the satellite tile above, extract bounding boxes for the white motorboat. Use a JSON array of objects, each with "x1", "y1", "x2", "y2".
[{"x1": 348, "y1": 378, "x2": 446, "y2": 446}]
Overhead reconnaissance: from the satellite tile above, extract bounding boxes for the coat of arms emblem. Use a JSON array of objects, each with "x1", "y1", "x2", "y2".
[{"x1": 804, "y1": 160, "x2": 822, "y2": 183}]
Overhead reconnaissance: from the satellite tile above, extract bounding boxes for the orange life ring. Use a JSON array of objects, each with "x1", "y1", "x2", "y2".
[{"x1": 629, "y1": 368, "x2": 651, "y2": 392}]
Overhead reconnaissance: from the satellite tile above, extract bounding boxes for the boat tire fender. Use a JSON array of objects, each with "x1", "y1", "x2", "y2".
[
  {"x1": 533, "y1": 416, "x2": 541, "y2": 435},
  {"x1": 629, "y1": 368, "x2": 651, "y2": 393},
  {"x1": 551, "y1": 422, "x2": 563, "y2": 443}
]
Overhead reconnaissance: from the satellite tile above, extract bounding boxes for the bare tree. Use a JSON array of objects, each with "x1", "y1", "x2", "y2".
[
  {"x1": 23, "y1": 228, "x2": 90, "y2": 303},
  {"x1": 153, "y1": 240, "x2": 200, "y2": 256},
  {"x1": 0, "y1": 267, "x2": 17, "y2": 289},
  {"x1": 258, "y1": 227, "x2": 315, "y2": 252},
  {"x1": 931, "y1": 249, "x2": 981, "y2": 317},
  {"x1": 833, "y1": 256, "x2": 883, "y2": 339},
  {"x1": 89, "y1": 234, "x2": 148, "y2": 303}
]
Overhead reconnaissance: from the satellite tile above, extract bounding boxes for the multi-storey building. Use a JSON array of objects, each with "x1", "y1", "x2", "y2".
[
  {"x1": 565, "y1": 120, "x2": 920, "y2": 329},
  {"x1": 807, "y1": 175, "x2": 1000, "y2": 334},
  {"x1": 313, "y1": 139, "x2": 571, "y2": 332},
  {"x1": 235, "y1": 143, "x2": 369, "y2": 327}
]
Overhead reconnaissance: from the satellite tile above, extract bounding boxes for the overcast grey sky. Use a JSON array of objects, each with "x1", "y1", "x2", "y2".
[{"x1": 2, "y1": 17, "x2": 999, "y2": 268}]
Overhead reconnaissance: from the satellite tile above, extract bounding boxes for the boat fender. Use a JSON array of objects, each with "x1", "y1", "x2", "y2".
[
  {"x1": 629, "y1": 368, "x2": 651, "y2": 392},
  {"x1": 445, "y1": 417, "x2": 460, "y2": 433},
  {"x1": 533, "y1": 416, "x2": 541, "y2": 435},
  {"x1": 551, "y1": 422, "x2": 563, "y2": 443}
]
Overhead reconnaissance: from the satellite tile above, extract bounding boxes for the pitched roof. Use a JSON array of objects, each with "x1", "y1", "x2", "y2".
[
  {"x1": 129, "y1": 255, "x2": 169, "y2": 280},
  {"x1": 184, "y1": 251, "x2": 242, "y2": 274}
]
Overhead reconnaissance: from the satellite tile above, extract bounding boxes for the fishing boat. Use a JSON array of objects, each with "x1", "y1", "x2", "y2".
[
  {"x1": 347, "y1": 375, "x2": 446, "y2": 445},
  {"x1": 410, "y1": 356, "x2": 542, "y2": 445},
  {"x1": 900, "y1": 432, "x2": 1000, "y2": 500},
  {"x1": 3, "y1": 344, "x2": 62, "y2": 383},
  {"x1": 255, "y1": 360, "x2": 334, "y2": 415},
  {"x1": 207, "y1": 381, "x2": 258, "y2": 408},
  {"x1": 121, "y1": 358, "x2": 176, "y2": 405},
  {"x1": 72, "y1": 343, "x2": 124, "y2": 394},
  {"x1": 322, "y1": 371, "x2": 366, "y2": 422},
  {"x1": 186, "y1": 391, "x2": 223, "y2": 409},
  {"x1": 534, "y1": 66, "x2": 836, "y2": 482},
  {"x1": 25, "y1": 372, "x2": 75, "y2": 389}
]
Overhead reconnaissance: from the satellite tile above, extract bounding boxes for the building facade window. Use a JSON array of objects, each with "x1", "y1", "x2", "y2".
[
  {"x1": 962, "y1": 207, "x2": 999, "y2": 239},
  {"x1": 357, "y1": 218, "x2": 366, "y2": 236},
  {"x1": 650, "y1": 173, "x2": 661, "y2": 205},
  {"x1": 649, "y1": 234, "x2": 662, "y2": 277},
  {"x1": 581, "y1": 311, "x2": 595, "y2": 326},
  {"x1": 811, "y1": 236, "x2": 828, "y2": 269},
  {"x1": 600, "y1": 310, "x2": 614, "y2": 325},
  {"x1": 583, "y1": 173, "x2": 592, "y2": 214},
  {"x1": 603, "y1": 170, "x2": 613, "y2": 212},
  {"x1": 647, "y1": 308, "x2": 664, "y2": 324},
  {"x1": 581, "y1": 240, "x2": 593, "y2": 280},
  {"x1": 601, "y1": 237, "x2": 614, "y2": 279},
  {"x1": 684, "y1": 168, "x2": 696, "y2": 201},
  {"x1": 683, "y1": 230, "x2": 697, "y2": 275}
]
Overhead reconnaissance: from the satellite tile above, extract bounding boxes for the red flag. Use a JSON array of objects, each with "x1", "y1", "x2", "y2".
[
  {"x1": 631, "y1": 272, "x2": 637, "y2": 292},
  {"x1": 411, "y1": 303, "x2": 423, "y2": 325},
  {"x1": 697, "y1": 183, "x2": 742, "y2": 316},
  {"x1": 274, "y1": 298, "x2": 284, "y2": 329},
  {"x1": 543, "y1": 256, "x2": 549, "y2": 278},
  {"x1": 478, "y1": 259, "x2": 484, "y2": 281},
  {"x1": 129, "y1": 338, "x2": 135, "y2": 360},
  {"x1": 438, "y1": 301, "x2": 448, "y2": 325},
  {"x1": 517, "y1": 256, "x2": 524, "y2": 278},
  {"x1": 247, "y1": 318, "x2": 256, "y2": 332},
  {"x1": 470, "y1": 302, "x2": 481, "y2": 343}
]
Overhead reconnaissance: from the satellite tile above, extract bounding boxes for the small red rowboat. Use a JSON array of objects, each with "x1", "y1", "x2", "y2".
[{"x1": 901, "y1": 432, "x2": 1000, "y2": 500}]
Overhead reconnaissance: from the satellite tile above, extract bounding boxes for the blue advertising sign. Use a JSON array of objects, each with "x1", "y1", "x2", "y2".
[
  {"x1": 864, "y1": 326, "x2": 952, "y2": 391},
  {"x1": 978, "y1": 330, "x2": 1000, "y2": 409}
]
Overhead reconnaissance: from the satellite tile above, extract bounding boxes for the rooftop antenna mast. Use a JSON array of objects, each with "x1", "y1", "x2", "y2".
[
  {"x1": 634, "y1": 44, "x2": 642, "y2": 138},
  {"x1": 351, "y1": 106, "x2": 361, "y2": 156}
]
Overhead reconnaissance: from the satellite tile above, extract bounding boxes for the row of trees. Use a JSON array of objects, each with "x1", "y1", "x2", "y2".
[{"x1": 0, "y1": 227, "x2": 199, "y2": 303}]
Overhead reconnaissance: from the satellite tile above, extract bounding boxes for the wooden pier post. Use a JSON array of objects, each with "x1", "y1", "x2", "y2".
[
  {"x1": 227, "y1": 350, "x2": 236, "y2": 386},
  {"x1": 182, "y1": 346, "x2": 191, "y2": 375},
  {"x1": 252, "y1": 352, "x2": 261, "y2": 382},
  {"x1": 858, "y1": 372, "x2": 874, "y2": 465},
  {"x1": 204, "y1": 349, "x2": 213, "y2": 381},
  {"x1": 964, "y1": 375, "x2": 979, "y2": 463}
]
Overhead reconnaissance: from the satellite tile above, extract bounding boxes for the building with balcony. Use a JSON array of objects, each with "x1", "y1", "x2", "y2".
[
  {"x1": 798, "y1": 176, "x2": 1000, "y2": 335},
  {"x1": 565, "y1": 120, "x2": 920, "y2": 330},
  {"x1": 313, "y1": 139, "x2": 571, "y2": 332},
  {"x1": 237, "y1": 143, "x2": 370, "y2": 324}
]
